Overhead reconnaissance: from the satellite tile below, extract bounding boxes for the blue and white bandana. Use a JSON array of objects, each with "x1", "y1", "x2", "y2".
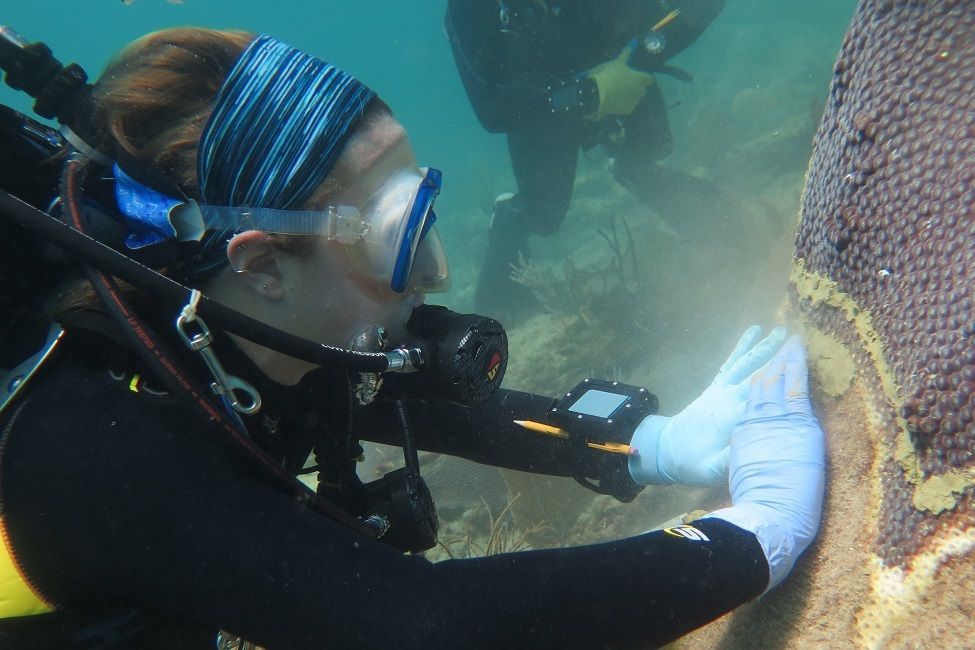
[{"x1": 115, "y1": 34, "x2": 376, "y2": 277}]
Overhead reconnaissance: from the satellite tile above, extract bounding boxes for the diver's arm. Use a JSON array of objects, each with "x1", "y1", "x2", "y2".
[
  {"x1": 355, "y1": 387, "x2": 642, "y2": 502},
  {"x1": 445, "y1": 0, "x2": 599, "y2": 132},
  {"x1": 357, "y1": 326, "x2": 787, "y2": 501},
  {"x1": 0, "y1": 355, "x2": 770, "y2": 648},
  {"x1": 358, "y1": 388, "x2": 580, "y2": 473}
]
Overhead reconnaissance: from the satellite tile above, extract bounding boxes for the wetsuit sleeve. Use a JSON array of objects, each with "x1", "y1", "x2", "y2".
[
  {"x1": 0, "y1": 355, "x2": 769, "y2": 649},
  {"x1": 354, "y1": 388, "x2": 642, "y2": 501}
]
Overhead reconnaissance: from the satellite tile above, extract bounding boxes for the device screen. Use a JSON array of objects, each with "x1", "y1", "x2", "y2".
[
  {"x1": 568, "y1": 389, "x2": 628, "y2": 418},
  {"x1": 550, "y1": 85, "x2": 577, "y2": 109}
]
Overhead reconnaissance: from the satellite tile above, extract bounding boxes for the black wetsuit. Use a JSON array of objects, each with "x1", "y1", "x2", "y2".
[
  {"x1": 446, "y1": 0, "x2": 725, "y2": 235},
  {"x1": 0, "y1": 326, "x2": 767, "y2": 649}
]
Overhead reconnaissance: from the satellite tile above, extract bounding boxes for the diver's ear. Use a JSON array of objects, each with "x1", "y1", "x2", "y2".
[{"x1": 226, "y1": 230, "x2": 283, "y2": 300}]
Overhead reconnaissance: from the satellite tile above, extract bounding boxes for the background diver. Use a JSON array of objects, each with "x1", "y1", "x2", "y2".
[
  {"x1": 446, "y1": 0, "x2": 754, "y2": 317},
  {"x1": 0, "y1": 25, "x2": 824, "y2": 649}
]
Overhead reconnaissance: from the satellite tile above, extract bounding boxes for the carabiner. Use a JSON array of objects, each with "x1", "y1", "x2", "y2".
[{"x1": 175, "y1": 292, "x2": 262, "y2": 416}]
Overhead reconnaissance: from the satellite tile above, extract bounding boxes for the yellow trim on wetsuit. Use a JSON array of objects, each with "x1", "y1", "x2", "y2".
[{"x1": 0, "y1": 516, "x2": 54, "y2": 617}]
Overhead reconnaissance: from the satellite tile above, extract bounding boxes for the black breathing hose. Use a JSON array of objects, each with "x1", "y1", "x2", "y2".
[{"x1": 394, "y1": 400, "x2": 422, "y2": 480}]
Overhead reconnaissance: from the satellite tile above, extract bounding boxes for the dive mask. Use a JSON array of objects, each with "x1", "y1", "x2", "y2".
[{"x1": 114, "y1": 165, "x2": 450, "y2": 294}]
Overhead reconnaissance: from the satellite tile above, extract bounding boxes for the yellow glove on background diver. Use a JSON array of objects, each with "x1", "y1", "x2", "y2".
[{"x1": 586, "y1": 39, "x2": 655, "y2": 117}]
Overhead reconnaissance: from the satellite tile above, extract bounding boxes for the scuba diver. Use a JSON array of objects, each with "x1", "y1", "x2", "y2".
[
  {"x1": 446, "y1": 0, "x2": 743, "y2": 316},
  {"x1": 0, "y1": 25, "x2": 824, "y2": 649}
]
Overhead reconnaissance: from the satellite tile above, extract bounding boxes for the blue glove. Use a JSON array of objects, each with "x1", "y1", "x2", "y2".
[
  {"x1": 709, "y1": 337, "x2": 826, "y2": 592},
  {"x1": 629, "y1": 325, "x2": 787, "y2": 486}
]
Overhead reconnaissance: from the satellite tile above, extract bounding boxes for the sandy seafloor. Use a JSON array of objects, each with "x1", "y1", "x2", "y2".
[{"x1": 3, "y1": 0, "x2": 861, "y2": 644}]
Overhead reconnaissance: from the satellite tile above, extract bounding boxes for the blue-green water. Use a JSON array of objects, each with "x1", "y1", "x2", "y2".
[{"x1": 2, "y1": 1, "x2": 501, "y2": 261}]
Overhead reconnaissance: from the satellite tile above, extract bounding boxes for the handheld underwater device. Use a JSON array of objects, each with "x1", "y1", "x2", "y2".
[
  {"x1": 540, "y1": 378, "x2": 656, "y2": 502},
  {"x1": 624, "y1": 10, "x2": 695, "y2": 84},
  {"x1": 547, "y1": 378, "x2": 657, "y2": 445}
]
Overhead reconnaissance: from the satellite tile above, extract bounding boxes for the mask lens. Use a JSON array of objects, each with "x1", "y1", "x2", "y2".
[
  {"x1": 347, "y1": 167, "x2": 446, "y2": 293},
  {"x1": 409, "y1": 225, "x2": 450, "y2": 293}
]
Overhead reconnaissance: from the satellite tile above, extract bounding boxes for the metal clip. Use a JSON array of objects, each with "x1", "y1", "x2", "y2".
[{"x1": 175, "y1": 291, "x2": 261, "y2": 415}]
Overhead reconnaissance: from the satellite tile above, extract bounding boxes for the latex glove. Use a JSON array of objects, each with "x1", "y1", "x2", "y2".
[
  {"x1": 709, "y1": 337, "x2": 826, "y2": 592},
  {"x1": 628, "y1": 325, "x2": 787, "y2": 486},
  {"x1": 586, "y1": 40, "x2": 654, "y2": 117}
]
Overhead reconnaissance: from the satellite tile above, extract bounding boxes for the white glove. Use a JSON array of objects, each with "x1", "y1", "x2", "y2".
[
  {"x1": 628, "y1": 325, "x2": 787, "y2": 486},
  {"x1": 709, "y1": 336, "x2": 826, "y2": 592}
]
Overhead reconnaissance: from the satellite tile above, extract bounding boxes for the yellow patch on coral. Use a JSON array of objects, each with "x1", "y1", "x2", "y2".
[
  {"x1": 790, "y1": 259, "x2": 920, "y2": 479},
  {"x1": 802, "y1": 326, "x2": 856, "y2": 396},
  {"x1": 912, "y1": 471, "x2": 975, "y2": 514}
]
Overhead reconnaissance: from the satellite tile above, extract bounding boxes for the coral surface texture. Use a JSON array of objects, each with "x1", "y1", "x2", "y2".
[{"x1": 791, "y1": 0, "x2": 975, "y2": 645}]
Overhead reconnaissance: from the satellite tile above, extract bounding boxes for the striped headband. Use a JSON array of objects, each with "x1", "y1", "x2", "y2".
[
  {"x1": 199, "y1": 34, "x2": 375, "y2": 208},
  {"x1": 188, "y1": 35, "x2": 375, "y2": 276}
]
